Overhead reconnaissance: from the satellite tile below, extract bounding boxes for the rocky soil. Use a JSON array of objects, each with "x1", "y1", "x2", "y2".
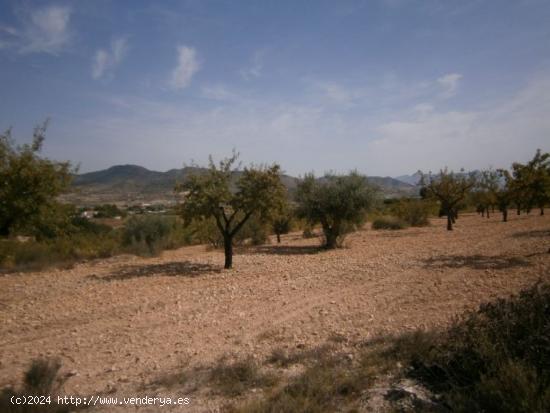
[{"x1": 1, "y1": 213, "x2": 549, "y2": 412}]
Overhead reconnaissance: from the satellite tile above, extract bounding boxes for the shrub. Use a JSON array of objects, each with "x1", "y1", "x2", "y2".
[
  {"x1": 401, "y1": 282, "x2": 550, "y2": 412},
  {"x1": 233, "y1": 282, "x2": 550, "y2": 413},
  {"x1": 122, "y1": 215, "x2": 188, "y2": 255},
  {"x1": 235, "y1": 215, "x2": 270, "y2": 246},
  {"x1": 393, "y1": 199, "x2": 432, "y2": 227},
  {"x1": 210, "y1": 356, "x2": 277, "y2": 396},
  {"x1": 0, "y1": 357, "x2": 70, "y2": 413},
  {"x1": 0, "y1": 231, "x2": 120, "y2": 271},
  {"x1": 93, "y1": 204, "x2": 126, "y2": 218},
  {"x1": 371, "y1": 216, "x2": 407, "y2": 230},
  {"x1": 234, "y1": 348, "x2": 368, "y2": 413}
]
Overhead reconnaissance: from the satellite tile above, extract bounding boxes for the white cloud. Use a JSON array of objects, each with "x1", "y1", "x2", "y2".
[
  {"x1": 315, "y1": 81, "x2": 357, "y2": 104},
  {"x1": 65, "y1": 72, "x2": 550, "y2": 177},
  {"x1": 92, "y1": 37, "x2": 129, "y2": 79},
  {"x1": 0, "y1": 5, "x2": 72, "y2": 54},
  {"x1": 170, "y1": 46, "x2": 200, "y2": 90},
  {"x1": 240, "y1": 50, "x2": 264, "y2": 80},
  {"x1": 20, "y1": 5, "x2": 72, "y2": 54},
  {"x1": 201, "y1": 85, "x2": 240, "y2": 102},
  {"x1": 368, "y1": 73, "x2": 550, "y2": 175},
  {"x1": 437, "y1": 73, "x2": 463, "y2": 98}
]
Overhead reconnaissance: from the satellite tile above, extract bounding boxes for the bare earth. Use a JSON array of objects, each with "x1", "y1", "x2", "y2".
[{"x1": 1, "y1": 213, "x2": 549, "y2": 411}]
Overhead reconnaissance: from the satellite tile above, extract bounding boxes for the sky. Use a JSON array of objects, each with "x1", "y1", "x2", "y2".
[{"x1": 1, "y1": 0, "x2": 549, "y2": 177}]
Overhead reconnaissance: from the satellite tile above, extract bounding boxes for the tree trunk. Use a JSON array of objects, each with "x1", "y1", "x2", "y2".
[
  {"x1": 486, "y1": 207, "x2": 490, "y2": 219},
  {"x1": 517, "y1": 205, "x2": 521, "y2": 215},
  {"x1": 447, "y1": 214, "x2": 453, "y2": 231},
  {"x1": 503, "y1": 209, "x2": 508, "y2": 222},
  {"x1": 324, "y1": 228, "x2": 338, "y2": 249},
  {"x1": 223, "y1": 234, "x2": 233, "y2": 269},
  {"x1": 541, "y1": 207, "x2": 544, "y2": 216},
  {"x1": 481, "y1": 209, "x2": 485, "y2": 217},
  {"x1": 276, "y1": 233, "x2": 281, "y2": 243}
]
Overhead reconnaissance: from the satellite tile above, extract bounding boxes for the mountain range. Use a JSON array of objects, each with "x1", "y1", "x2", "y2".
[{"x1": 64, "y1": 164, "x2": 417, "y2": 205}]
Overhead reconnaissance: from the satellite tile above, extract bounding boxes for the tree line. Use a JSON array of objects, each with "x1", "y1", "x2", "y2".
[
  {"x1": 420, "y1": 149, "x2": 550, "y2": 230},
  {"x1": 1, "y1": 121, "x2": 549, "y2": 269}
]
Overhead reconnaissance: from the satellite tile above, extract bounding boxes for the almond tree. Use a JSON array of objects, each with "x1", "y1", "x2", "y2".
[
  {"x1": 179, "y1": 152, "x2": 286, "y2": 269},
  {"x1": 525, "y1": 149, "x2": 550, "y2": 215},
  {"x1": 421, "y1": 169, "x2": 475, "y2": 231},
  {"x1": 475, "y1": 169, "x2": 500, "y2": 218},
  {"x1": 0, "y1": 121, "x2": 73, "y2": 237},
  {"x1": 508, "y1": 149, "x2": 550, "y2": 215},
  {"x1": 496, "y1": 169, "x2": 513, "y2": 222}
]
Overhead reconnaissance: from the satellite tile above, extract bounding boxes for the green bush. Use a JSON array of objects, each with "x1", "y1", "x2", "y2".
[
  {"x1": 0, "y1": 231, "x2": 120, "y2": 271},
  {"x1": 93, "y1": 204, "x2": 126, "y2": 218},
  {"x1": 371, "y1": 216, "x2": 407, "y2": 230},
  {"x1": 235, "y1": 215, "x2": 270, "y2": 246},
  {"x1": 190, "y1": 217, "x2": 224, "y2": 248},
  {"x1": 402, "y1": 282, "x2": 550, "y2": 412},
  {"x1": 393, "y1": 199, "x2": 432, "y2": 227},
  {"x1": 122, "y1": 215, "x2": 186, "y2": 255}
]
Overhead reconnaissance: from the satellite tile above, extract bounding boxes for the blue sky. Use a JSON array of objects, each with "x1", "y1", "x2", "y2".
[{"x1": 1, "y1": 0, "x2": 549, "y2": 176}]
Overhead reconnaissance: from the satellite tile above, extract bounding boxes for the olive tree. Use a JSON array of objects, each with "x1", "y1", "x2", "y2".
[
  {"x1": 179, "y1": 153, "x2": 286, "y2": 269},
  {"x1": 295, "y1": 172, "x2": 377, "y2": 249},
  {"x1": 271, "y1": 201, "x2": 293, "y2": 243},
  {"x1": 421, "y1": 169, "x2": 475, "y2": 231},
  {"x1": 0, "y1": 121, "x2": 73, "y2": 237}
]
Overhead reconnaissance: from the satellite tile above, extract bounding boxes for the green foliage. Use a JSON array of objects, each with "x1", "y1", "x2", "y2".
[
  {"x1": 190, "y1": 217, "x2": 224, "y2": 248},
  {"x1": 371, "y1": 216, "x2": 407, "y2": 230},
  {"x1": 234, "y1": 282, "x2": 550, "y2": 413},
  {"x1": 0, "y1": 121, "x2": 74, "y2": 237},
  {"x1": 392, "y1": 198, "x2": 433, "y2": 227},
  {"x1": 271, "y1": 201, "x2": 293, "y2": 243},
  {"x1": 179, "y1": 151, "x2": 287, "y2": 268},
  {"x1": 472, "y1": 168, "x2": 500, "y2": 217},
  {"x1": 295, "y1": 172, "x2": 377, "y2": 248},
  {"x1": 421, "y1": 168, "x2": 475, "y2": 230},
  {"x1": 403, "y1": 282, "x2": 550, "y2": 412},
  {"x1": 122, "y1": 215, "x2": 184, "y2": 255},
  {"x1": 233, "y1": 347, "x2": 370, "y2": 413},
  {"x1": 507, "y1": 149, "x2": 550, "y2": 214},
  {"x1": 93, "y1": 204, "x2": 126, "y2": 218},
  {"x1": 236, "y1": 214, "x2": 270, "y2": 246},
  {"x1": 210, "y1": 356, "x2": 278, "y2": 397},
  {"x1": 0, "y1": 232, "x2": 120, "y2": 271}
]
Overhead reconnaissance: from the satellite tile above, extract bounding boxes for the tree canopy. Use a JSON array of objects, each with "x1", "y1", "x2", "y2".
[
  {"x1": 179, "y1": 152, "x2": 286, "y2": 268},
  {"x1": 0, "y1": 121, "x2": 74, "y2": 237},
  {"x1": 421, "y1": 169, "x2": 475, "y2": 230},
  {"x1": 295, "y1": 171, "x2": 377, "y2": 248}
]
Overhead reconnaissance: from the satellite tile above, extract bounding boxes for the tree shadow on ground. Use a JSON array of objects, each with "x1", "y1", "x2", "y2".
[
  {"x1": 423, "y1": 254, "x2": 531, "y2": 270},
  {"x1": 244, "y1": 244, "x2": 324, "y2": 255},
  {"x1": 511, "y1": 229, "x2": 550, "y2": 238},
  {"x1": 97, "y1": 261, "x2": 221, "y2": 281}
]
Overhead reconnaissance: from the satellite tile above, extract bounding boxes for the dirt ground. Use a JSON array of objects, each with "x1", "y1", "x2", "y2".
[{"x1": 1, "y1": 213, "x2": 549, "y2": 412}]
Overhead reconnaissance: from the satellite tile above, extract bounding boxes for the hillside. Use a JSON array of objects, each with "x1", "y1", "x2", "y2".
[{"x1": 64, "y1": 165, "x2": 416, "y2": 205}]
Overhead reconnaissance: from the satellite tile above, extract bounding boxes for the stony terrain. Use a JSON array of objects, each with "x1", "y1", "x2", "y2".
[{"x1": 1, "y1": 213, "x2": 549, "y2": 411}]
